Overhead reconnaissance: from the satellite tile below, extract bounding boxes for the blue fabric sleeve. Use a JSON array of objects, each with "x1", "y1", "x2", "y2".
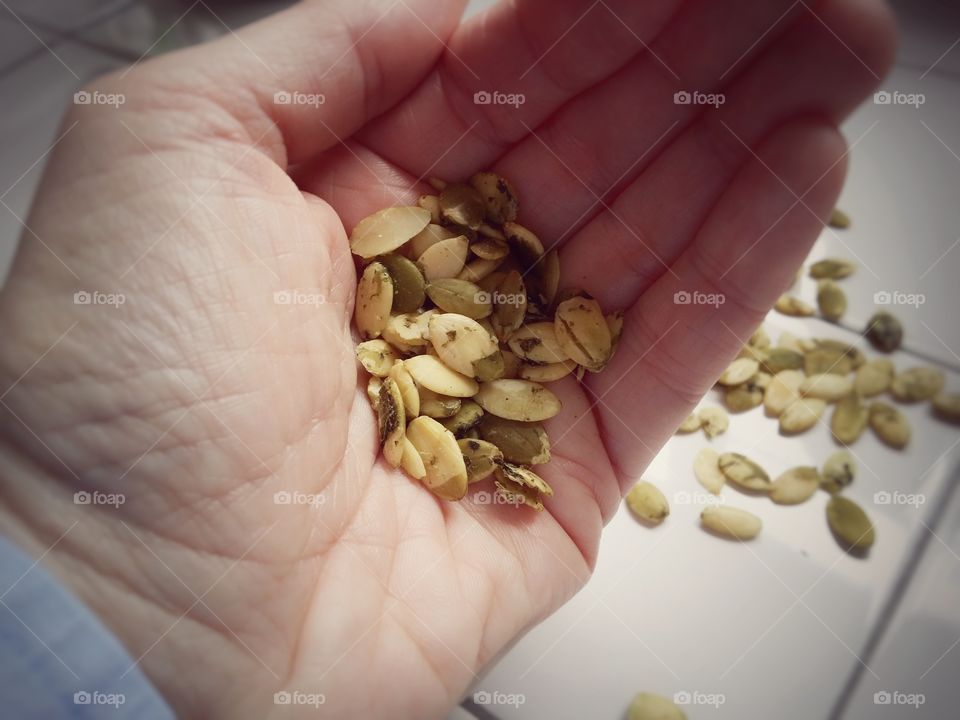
[{"x1": 0, "y1": 535, "x2": 174, "y2": 719}]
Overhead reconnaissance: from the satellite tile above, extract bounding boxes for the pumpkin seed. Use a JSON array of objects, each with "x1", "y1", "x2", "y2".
[
  {"x1": 627, "y1": 692, "x2": 686, "y2": 720},
  {"x1": 518, "y1": 360, "x2": 575, "y2": 382},
  {"x1": 382, "y1": 313, "x2": 428, "y2": 349},
  {"x1": 761, "y1": 348, "x2": 804, "y2": 374},
  {"x1": 801, "y1": 373, "x2": 854, "y2": 402},
  {"x1": 494, "y1": 476, "x2": 544, "y2": 511},
  {"x1": 777, "y1": 331, "x2": 803, "y2": 353},
  {"x1": 770, "y1": 467, "x2": 820, "y2": 505},
  {"x1": 540, "y1": 250, "x2": 560, "y2": 306},
  {"x1": 425, "y1": 278, "x2": 492, "y2": 319},
  {"x1": 439, "y1": 182, "x2": 485, "y2": 229},
  {"x1": 377, "y1": 377, "x2": 405, "y2": 467},
  {"x1": 826, "y1": 495, "x2": 875, "y2": 552},
  {"x1": 354, "y1": 262, "x2": 393, "y2": 339},
  {"x1": 404, "y1": 354, "x2": 479, "y2": 397},
  {"x1": 417, "y1": 194, "x2": 440, "y2": 223},
  {"x1": 409, "y1": 223, "x2": 458, "y2": 258},
  {"x1": 508, "y1": 322, "x2": 568, "y2": 364},
  {"x1": 389, "y1": 361, "x2": 420, "y2": 418},
  {"x1": 854, "y1": 359, "x2": 894, "y2": 397},
  {"x1": 831, "y1": 392, "x2": 869, "y2": 445},
  {"x1": 428, "y1": 313, "x2": 498, "y2": 377},
  {"x1": 693, "y1": 447, "x2": 725, "y2": 494},
  {"x1": 718, "y1": 358, "x2": 760, "y2": 386},
  {"x1": 764, "y1": 370, "x2": 804, "y2": 417},
  {"x1": 350, "y1": 206, "x2": 431, "y2": 258},
  {"x1": 625, "y1": 480, "x2": 670, "y2": 524},
  {"x1": 366, "y1": 376, "x2": 382, "y2": 407},
  {"x1": 554, "y1": 295, "x2": 612, "y2": 372},
  {"x1": 890, "y1": 366, "x2": 945, "y2": 403},
  {"x1": 418, "y1": 388, "x2": 461, "y2": 418},
  {"x1": 469, "y1": 172, "x2": 518, "y2": 224},
  {"x1": 470, "y1": 237, "x2": 509, "y2": 260},
  {"x1": 865, "y1": 311, "x2": 902, "y2": 353},
  {"x1": 817, "y1": 279, "x2": 847, "y2": 321},
  {"x1": 441, "y1": 400, "x2": 484, "y2": 436},
  {"x1": 400, "y1": 437, "x2": 426, "y2": 479},
  {"x1": 457, "y1": 438, "x2": 502, "y2": 483},
  {"x1": 472, "y1": 349, "x2": 506, "y2": 382},
  {"x1": 828, "y1": 208, "x2": 851, "y2": 229},
  {"x1": 724, "y1": 375, "x2": 766, "y2": 412},
  {"x1": 501, "y1": 349, "x2": 522, "y2": 379},
  {"x1": 869, "y1": 402, "x2": 910, "y2": 449},
  {"x1": 457, "y1": 257, "x2": 501, "y2": 283},
  {"x1": 491, "y1": 270, "x2": 527, "y2": 339},
  {"x1": 933, "y1": 392, "x2": 960, "y2": 425},
  {"x1": 356, "y1": 339, "x2": 397, "y2": 377},
  {"x1": 477, "y1": 415, "x2": 550, "y2": 465},
  {"x1": 698, "y1": 407, "x2": 729, "y2": 438},
  {"x1": 417, "y1": 236, "x2": 469, "y2": 281},
  {"x1": 718, "y1": 452, "x2": 771, "y2": 492},
  {"x1": 502, "y1": 222, "x2": 545, "y2": 269},
  {"x1": 780, "y1": 397, "x2": 826, "y2": 434},
  {"x1": 804, "y1": 348, "x2": 852, "y2": 376},
  {"x1": 474, "y1": 379, "x2": 561, "y2": 422},
  {"x1": 378, "y1": 253, "x2": 426, "y2": 313},
  {"x1": 406, "y1": 416, "x2": 468, "y2": 500},
  {"x1": 774, "y1": 295, "x2": 815, "y2": 317},
  {"x1": 677, "y1": 413, "x2": 702, "y2": 434},
  {"x1": 810, "y1": 258, "x2": 856, "y2": 279},
  {"x1": 496, "y1": 461, "x2": 553, "y2": 496},
  {"x1": 821, "y1": 450, "x2": 856, "y2": 494},
  {"x1": 749, "y1": 327, "x2": 771, "y2": 349},
  {"x1": 701, "y1": 506, "x2": 762, "y2": 540}
]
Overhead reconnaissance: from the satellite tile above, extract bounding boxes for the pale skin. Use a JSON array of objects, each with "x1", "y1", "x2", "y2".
[{"x1": 0, "y1": 0, "x2": 895, "y2": 718}]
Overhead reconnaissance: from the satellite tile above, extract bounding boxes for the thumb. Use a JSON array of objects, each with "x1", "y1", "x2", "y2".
[{"x1": 127, "y1": 0, "x2": 467, "y2": 166}]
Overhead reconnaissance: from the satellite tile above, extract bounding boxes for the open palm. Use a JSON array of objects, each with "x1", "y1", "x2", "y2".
[{"x1": 0, "y1": 0, "x2": 894, "y2": 717}]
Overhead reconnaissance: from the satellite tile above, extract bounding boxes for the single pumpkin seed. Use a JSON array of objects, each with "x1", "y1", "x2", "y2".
[
  {"x1": 890, "y1": 366, "x2": 945, "y2": 403},
  {"x1": 441, "y1": 400, "x2": 484, "y2": 436},
  {"x1": 502, "y1": 221, "x2": 545, "y2": 269},
  {"x1": 780, "y1": 397, "x2": 826, "y2": 434},
  {"x1": 494, "y1": 476, "x2": 544, "y2": 511},
  {"x1": 491, "y1": 270, "x2": 527, "y2": 339},
  {"x1": 718, "y1": 452, "x2": 771, "y2": 492},
  {"x1": 764, "y1": 369, "x2": 804, "y2": 417},
  {"x1": 749, "y1": 327, "x2": 771, "y2": 349},
  {"x1": 508, "y1": 322, "x2": 568, "y2": 364},
  {"x1": 428, "y1": 313, "x2": 498, "y2": 377},
  {"x1": 828, "y1": 208, "x2": 851, "y2": 229},
  {"x1": 810, "y1": 258, "x2": 856, "y2": 279},
  {"x1": 355, "y1": 262, "x2": 393, "y2": 339},
  {"x1": 761, "y1": 347, "x2": 805, "y2": 374},
  {"x1": 417, "y1": 236, "x2": 469, "y2": 281},
  {"x1": 418, "y1": 388, "x2": 461, "y2": 418},
  {"x1": 439, "y1": 182, "x2": 485, "y2": 229},
  {"x1": 470, "y1": 237, "x2": 509, "y2": 260},
  {"x1": 457, "y1": 257, "x2": 502, "y2": 283},
  {"x1": 472, "y1": 349, "x2": 506, "y2": 382},
  {"x1": 366, "y1": 376, "x2": 382, "y2": 407},
  {"x1": 518, "y1": 360, "x2": 575, "y2": 382},
  {"x1": 625, "y1": 480, "x2": 670, "y2": 524},
  {"x1": 775, "y1": 295, "x2": 815, "y2": 317},
  {"x1": 350, "y1": 206, "x2": 431, "y2": 258},
  {"x1": 496, "y1": 461, "x2": 553, "y2": 496},
  {"x1": 831, "y1": 392, "x2": 869, "y2": 445},
  {"x1": 627, "y1": 692, "x2": 686, "y2": 720},
  {"x1": 378, "y1": 253, "x2": 426, "y2": 313},
  {"x1": 821, "y1": 450, "x2": 856, "y2": 494},
  {"x1": 865, "y1": 311, "x2": 902, "y2": 353},
  {"x1": 389, "y1": 361, "x2": 420, "y2": 419},
  {"x1": 817, "y1": 279, "x2": 847, "y2": 322},
  {"x1": 815, "y1": 339, "x2": 866, "y2": 369},
  {"x1": 770, "y1": 467, "x2": 820, "y2": 505},
  {"x1": 377, "y1": 377, "x2": 405, "y2": 467},
  {"x1": 554, "y1": 295, "x2": 612, "y2": 372},
  {"x1": 425, "y1": 278, "x2": 492, "y2": 319},
  {"x1": 718, "y1": 357, "x2": 760, "y2": 386},
  {"x1": 417, "y1": 194, "x2": 440, "y2": 223},
  {"x1": 382, "y1": 312, "x2": 428, "y2": 349},
  {"x1": 804, "y1": 348, "x2": 853, "y2": 376},
  {"x1": 457, "y1": 438, "x2": 503, "y2": 483},
  {"x1": 693, "y1": 447, "x2": 725, "y2": 494},
  {"x1": 801, "y1": 373, "x2": 854, "y2": 402},
  {"x1": 400, "y1": 437, "x2": 426, "y2": 480},
  {"x1": 406, "y1": 416, "x2": 468, "y2": 501},
  {"x1": 474, "y1": 379, "x2": 562, "y2": 422},
  {"x1": 701, "y1": 506, "x2": 762, "y2": 540},
  {"x1": 698, "y1": 407, "x2": 729, "y2": 438},
  {"x1": 855, "y1": 358, "x2": 894, "y2": 397},
  {"x1": 356, "y1": 339, "x2": 397, "y2": 377},
  {"x1": 540, "y1": 250, "x2": 560, "y2": 306},
  {"x1": 724, "y1": 376, "x2": 766, "y2": 413},
  {"x1": 469, "y1": 172, "x2": 518, "y2": 224},
  {"x1": 477, "y1": 415, "x2": 550, "y2": 465},
  {"x1": 933, "y1": 392, "x2": 960, "y2": 425},
  {"x1": 677, "y1": 413, "x2": 702, "y2": 434},
  {"x1": 409, "y1": 223, "x2": 458, "y2": 258},
  {"x1": 404, "y1": 354, "x2": 479, "y2": 397},
  {"x1": 869, "y1": 402, "x2": 910, "y2": 449},
  {"x1": 826, "y1": 495, "x2": 875, "y2": 552}
]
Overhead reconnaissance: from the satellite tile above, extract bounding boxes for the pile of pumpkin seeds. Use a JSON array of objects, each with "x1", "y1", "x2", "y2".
[{"x1": 351, "y1": 172, "x2": 620, "y2": 509}]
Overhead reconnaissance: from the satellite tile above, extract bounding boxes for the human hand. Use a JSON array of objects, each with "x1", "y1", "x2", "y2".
[{"x1": 0, "y1": 0, "x2": 894, "y2": 717}]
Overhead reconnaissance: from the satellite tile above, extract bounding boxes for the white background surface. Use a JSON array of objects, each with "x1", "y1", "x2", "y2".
[{"x1": 0, "y1": 2, "x2": 957, "y2": 719}]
